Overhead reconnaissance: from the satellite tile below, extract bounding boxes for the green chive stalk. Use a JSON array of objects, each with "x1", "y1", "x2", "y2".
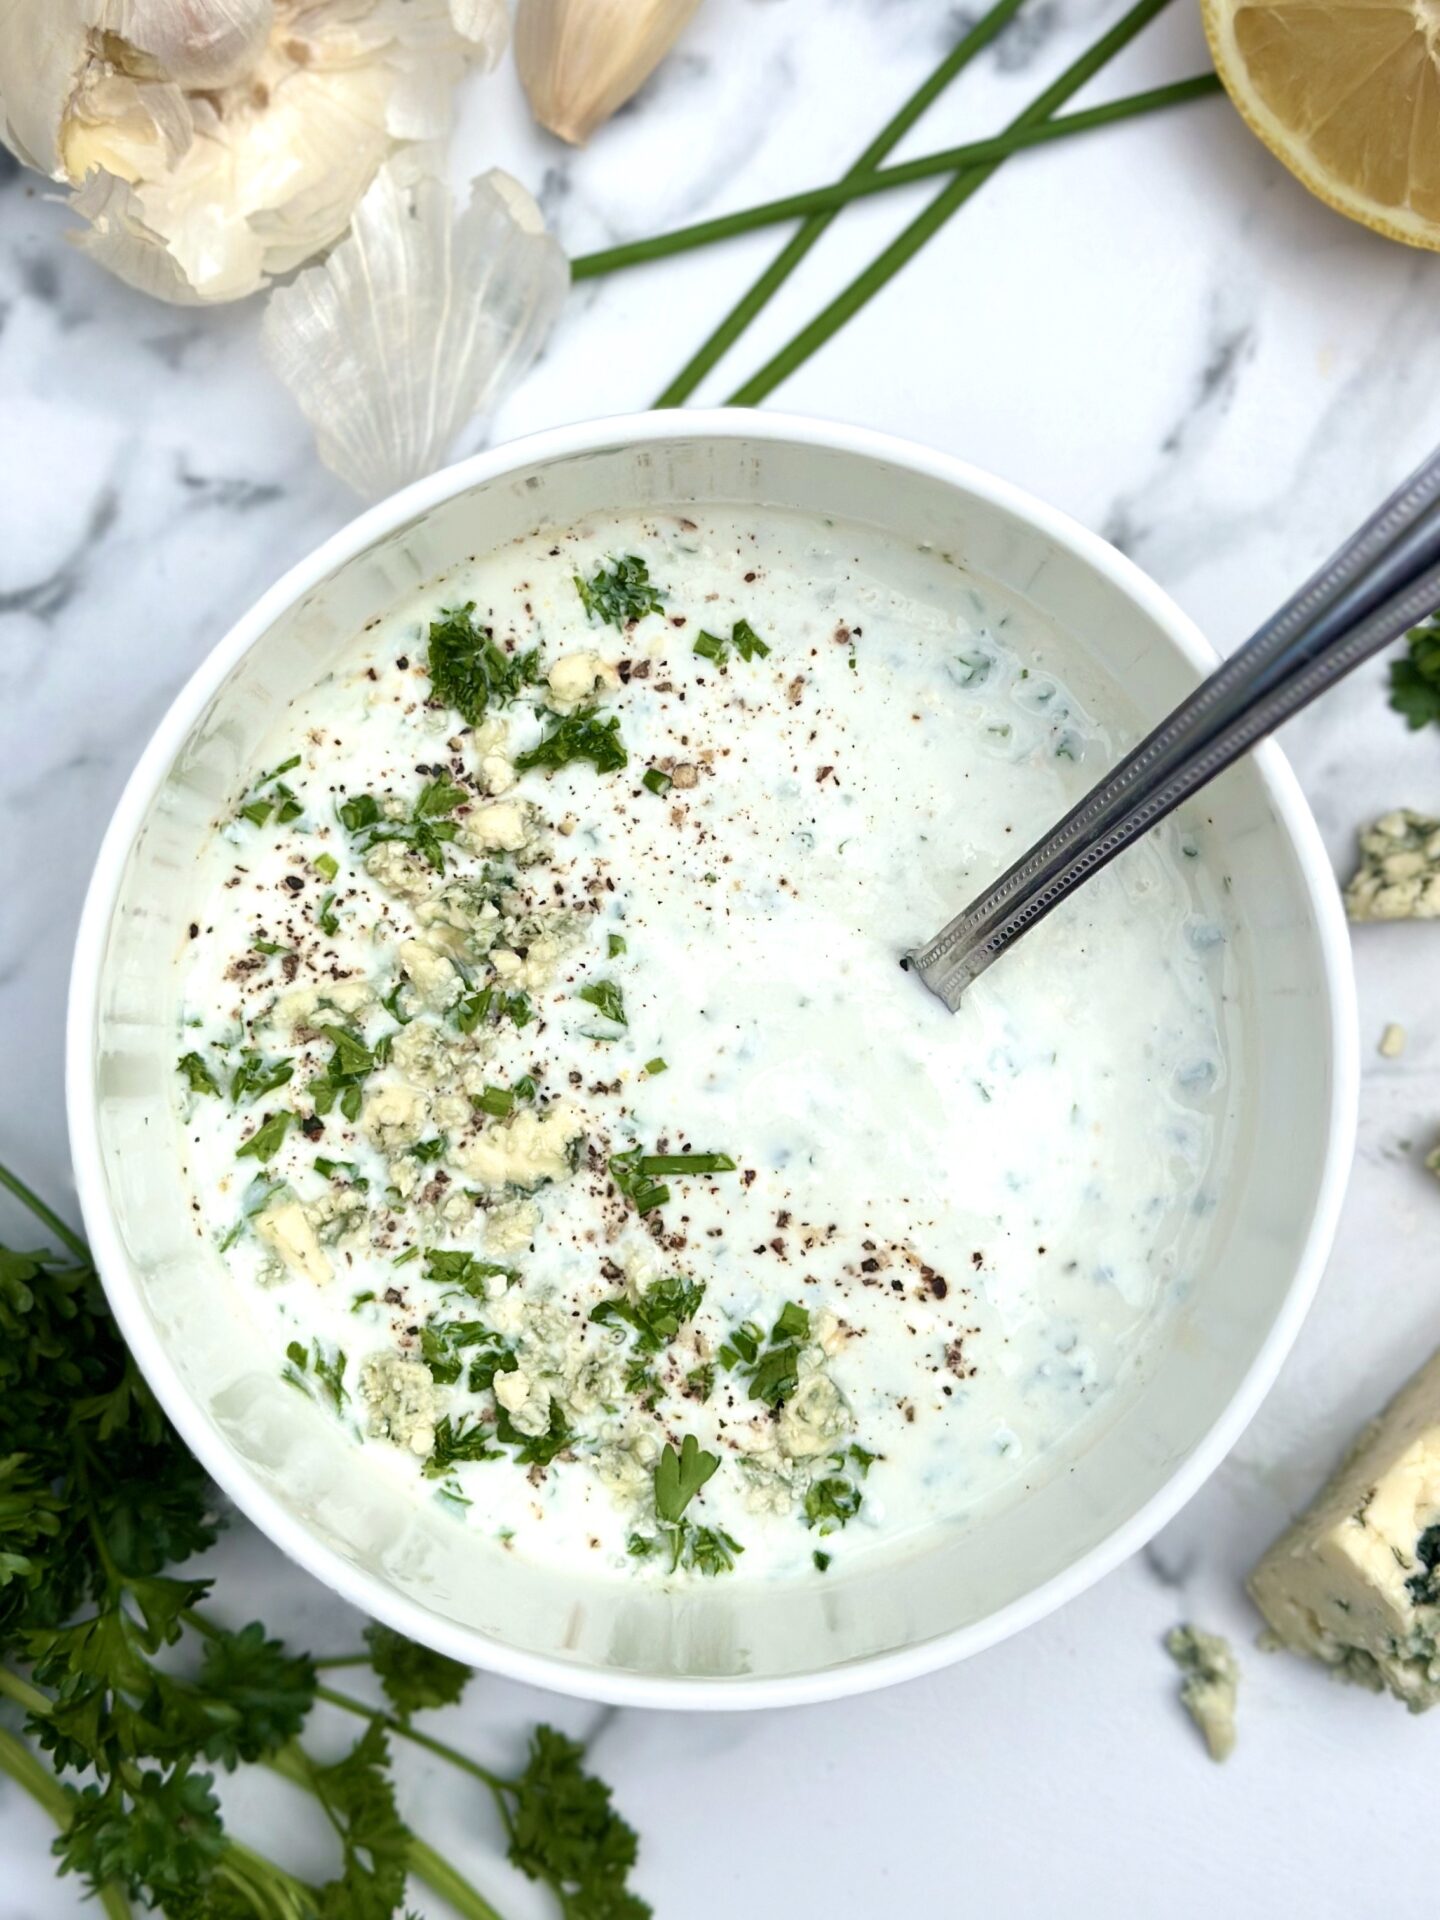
[
  {"x1": 570, "y1": 75, "x2": 1219, "y2": 283},
  {"x1": 727, "y1": 0, "x2": 1180, "y2": 406},
  {"x1": 651, "y1": 0, "x2": 1033, "y2": 407}
]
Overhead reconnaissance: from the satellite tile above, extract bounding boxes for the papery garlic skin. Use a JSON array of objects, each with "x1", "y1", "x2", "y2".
[
  {"x1": 0, "y1": 0, "x2": 509, "y2": 304},
  {"x1": 515, "y1": 0, "x2": 702, "y2": 146},
  {"x1": 260, "y1": 154, "x2": 568, "y2": 500}
]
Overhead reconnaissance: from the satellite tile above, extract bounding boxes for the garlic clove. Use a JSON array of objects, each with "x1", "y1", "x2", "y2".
[
  {"x1": 514, "y1": 0, "x2": 702, "y2": 146},
  {"x1": 0, "y1": 0, "x2": 511, "y2": 303},
  {"x1": 107, "y1": 0, "x2": 275, "y2": 91},
  {"x1": 260, "y1": 153, "x2": 568, "y2": 499}
]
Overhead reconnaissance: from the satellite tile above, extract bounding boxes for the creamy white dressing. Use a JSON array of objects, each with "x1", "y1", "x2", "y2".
[{"x1": 175, "y1": 507, "x2": 1239, "y2": 1584}]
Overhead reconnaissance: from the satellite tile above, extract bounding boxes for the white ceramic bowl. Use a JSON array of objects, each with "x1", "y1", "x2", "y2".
[{"x1": 67, "y1": 411, "x2": 1357, "y2": 1709}]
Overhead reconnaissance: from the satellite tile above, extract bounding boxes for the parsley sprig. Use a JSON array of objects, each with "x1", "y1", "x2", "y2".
[{"x1": 0, "y1": 1158, "x2": 651, "y2": 1920}]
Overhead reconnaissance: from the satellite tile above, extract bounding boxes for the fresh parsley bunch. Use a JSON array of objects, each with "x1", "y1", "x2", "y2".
[
  {"x1": 1389, "y1": 614, "x2": 1440, "y2": 729},
  {"x1": 0, "y1": 1161, "x2": 650, "y2": 1920}
]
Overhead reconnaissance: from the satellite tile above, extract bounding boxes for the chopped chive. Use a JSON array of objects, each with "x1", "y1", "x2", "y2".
[
  {"x1": 644, "y1": 1057, "x2": 668, "y2": 1075},
  {"x1": 634, "y1": 1152, "x2": 735, "y2": 1176},
  {"x1": 642, "y1": 767, "x2": 672, "y2": 796},
  {"x1": 314, "y1": 852, "x2": 339, "y2": 882}
]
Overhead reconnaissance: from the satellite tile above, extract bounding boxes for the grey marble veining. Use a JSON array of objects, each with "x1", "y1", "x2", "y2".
[{"x1": 5, "y1": 0, "x2": 1440, "y2": 1912}]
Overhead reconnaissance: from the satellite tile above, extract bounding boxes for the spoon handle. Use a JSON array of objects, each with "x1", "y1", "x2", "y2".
[{"x1": 909, "y1": 446, "x2": 1440, "y2": 1010}]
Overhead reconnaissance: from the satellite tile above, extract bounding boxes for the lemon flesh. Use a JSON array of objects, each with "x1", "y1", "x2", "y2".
[{"x1": 1203, "y1": 0, "x2": 1440, "y2": 249}]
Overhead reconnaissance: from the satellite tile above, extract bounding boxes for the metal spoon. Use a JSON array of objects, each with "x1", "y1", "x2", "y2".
[{"x1": 908, "y1": 446, "x2": 1440, "y2": 1010}]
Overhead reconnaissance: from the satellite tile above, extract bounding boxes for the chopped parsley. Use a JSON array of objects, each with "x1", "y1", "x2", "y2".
[
  {"x1": 317, "y1": 891, "x2": 340, "y2": 936},
  {"x1": 309, "y1": 1025, "x2": 378, "y2": 1123},
  {"x1": 574, "y1": 555, "x2": 666, "y2": 629},
  {"x1": 339, "y1": 777, "x2": 469, "y2": 874},
  {"x1": 591, "y1": 1275, "x2": 705, "y2": 1352},
  {"x1": 314, "y1": 1157, "x2": 367, "y2": 1188},
  {"x1": 813, "y1": 1549, "x2": 832, "y2": 1573},
  {"x1": 495, "y1": 1400, "x2": 571, "y2": 1467},
  {"x1": 515, "y1": 708, "x2": 628, "y2": 776},
  {"x1": 578, "y1": 979, "x2": 626, "y2": 1025},
  {"x1": 422, "y1": 1249, "x2": 518, "y2": 1295},
  {"x1": 424, "y1": 1415, "x2": 503, "y2": 1475},
  {"x1": 607, "y1": 933, "x2": 627, "y2": 957},
  {"x1": 177, "y1": 1050, "x2": 219, "y2": 1097},
  {"x1": 804, "y1": 1476, "x2": 863, "y2": 1534},
  {"x1": 723, "y1": 1299, "x2": 809, "y2": 1407},
  {"x1": 238, "y1": 754, "x2": 304, "y2": 829},
  {"x1": 420, "y1": 1317, "x2": 502, "y2": 1386},
  {"x1": 282, "y1": 1338, "x2": 347, "y2": 1411},
  {"x1": 229, "y1": 1050, "x2": 294, "y2": 1106},
  {"x1": 237, "y1": 1111, "x2": 292, "y2": 1163},
  {"x1": 685, "y1": 1363, "x2": 715, "y2": 1403},
  {"x1": 425, "y1": 603, "x2": 540, "y2": 725}
]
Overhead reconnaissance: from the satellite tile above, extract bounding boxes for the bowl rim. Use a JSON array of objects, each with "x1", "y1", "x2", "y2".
[{"x1": 66, "y1": 407, "x2": 1359, "y2": 1711}]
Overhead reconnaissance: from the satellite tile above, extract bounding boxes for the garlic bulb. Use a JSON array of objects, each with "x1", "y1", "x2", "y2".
[
  {"x1": 515, "y1": 0, "x2": 702, "y2": 145},
  {"x1": 261, "y1": 153, "x2": 568, "y2": 500},
  {"x1": 0, "y1": 0, "x2": 509, "y2": 303}
]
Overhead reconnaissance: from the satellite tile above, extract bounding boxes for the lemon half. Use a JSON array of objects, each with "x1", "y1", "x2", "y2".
[{"x1": 1203, "y1": 0, "x2": 1440, "y2": 250}]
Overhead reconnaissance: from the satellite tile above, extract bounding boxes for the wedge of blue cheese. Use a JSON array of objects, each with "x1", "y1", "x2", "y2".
[{"x1": 1250, "y1": 1351, "x2": 1440, "y2": 1710}]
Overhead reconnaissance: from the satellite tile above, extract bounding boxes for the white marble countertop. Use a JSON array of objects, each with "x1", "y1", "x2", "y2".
[{"x1": 5, "y1": 2, "x2": 1440, "y2": 1914}]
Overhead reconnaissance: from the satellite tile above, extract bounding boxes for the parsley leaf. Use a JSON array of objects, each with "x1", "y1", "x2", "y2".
[
  {"x1": 803, "y1": 1476, "x2": 863, "y2": 1534},
  {"x1": 507, "y1": 1725, "x2": 652, "y2": 1919},
  {"x1": 236, "y1": 1111, "x2": 292, "y2": 1163},
  {"x1": 177, "y1": 1051, "x2": 219, "y2": 1097},
  {"x1": 574, "y1": 555, "x2": 666, "y2": 629},
  {"x1": 579, "y1": 978, "x2": 627, "y2": 1025},
  {"x1": 192, "y1": 1621, "x2": 318, "y2": 1766},
  {"x1": 363, "y1": 1623, "x2": 470, "y2": 1721},
  {"x1": 516, "y1": 708, "x2": 628, "y2": 776},
  {"x1": 305, "y1": 1721, "x2": 411, "y2": 1920},
  {"x1": 1390, "y1": 614, "x2": 1440, "y2": 729},
  {"x1": 421, "y1": 1249, "x2": 518, "y2": 1295},
  {"x1": 425, "y1": 602, "x2": 538, "y2": 725},
  {"x1": 229, "y1": 1049, "x2": 293, "y2": 1106},
  {"x1": 653, "y1": 1434, "x2": 718, "y2": 1525}
]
